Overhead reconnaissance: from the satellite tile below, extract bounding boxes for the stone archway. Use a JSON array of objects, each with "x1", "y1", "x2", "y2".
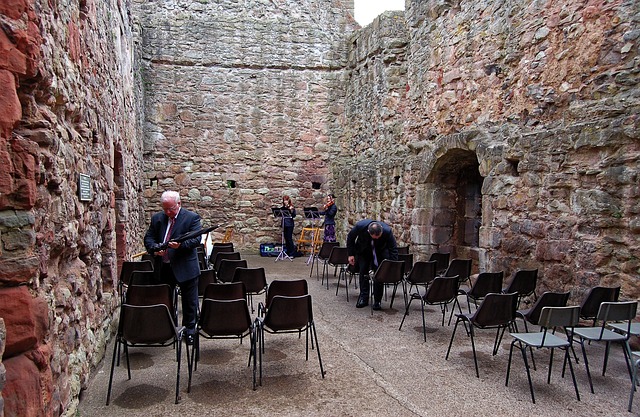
[{"x1": 416, "y1": 148, "x2": 483, "y2": 266}]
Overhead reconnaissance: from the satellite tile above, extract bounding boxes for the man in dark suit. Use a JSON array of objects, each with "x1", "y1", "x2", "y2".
[
  {"x1": 346, "y1": 219, "x2": 398, "y2": 310},
  {"x1": 144, "y1": 190, "x2": 202, "y2": 344}
]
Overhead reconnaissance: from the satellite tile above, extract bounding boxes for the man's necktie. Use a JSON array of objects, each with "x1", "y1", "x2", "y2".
[
  {"x1": 371, "y1": 240, "x2": 378, "y2": 268},
  {"x1": 162, "y1": 218, "x2": 175, "y2": 263}
]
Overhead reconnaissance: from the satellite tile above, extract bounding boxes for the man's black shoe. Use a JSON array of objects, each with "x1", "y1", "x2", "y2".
[
  {"x1": 185, "y1": 334, "x2": 194, "y2": 345},
  {"x1": 356, "y1": 296, "x2": 368, "y2": 308},
  {"x1": 372, "y1": 301, "x2": 382, "y2": 311}
]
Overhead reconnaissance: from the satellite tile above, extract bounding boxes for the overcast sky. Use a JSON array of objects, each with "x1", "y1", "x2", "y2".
[{"x1": 354, "y1": 0, "x2": 405, "y2": 26}]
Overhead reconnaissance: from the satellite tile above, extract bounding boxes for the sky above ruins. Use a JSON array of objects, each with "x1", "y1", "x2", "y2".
[{"x1": 354, "y1": 0, "x2": 405, "y2": 26}]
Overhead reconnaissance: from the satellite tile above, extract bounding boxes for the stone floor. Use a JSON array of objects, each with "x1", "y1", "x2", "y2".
[{"x1": 78, "y1": 252, "x2": 638, "y2": 416}]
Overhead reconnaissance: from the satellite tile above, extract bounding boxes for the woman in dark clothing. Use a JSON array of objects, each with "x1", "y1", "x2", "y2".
[
  {"x1": 319, "y1": 194, "x2": 337, "y2": 242},
  {"x1": 281, "y1": 195, "x2": 297, "y2": 256}
]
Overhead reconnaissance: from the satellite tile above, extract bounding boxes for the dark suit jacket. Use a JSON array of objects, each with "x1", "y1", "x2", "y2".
[
  {"x1": 346, "y1": 219, "x2": 398, "y2": 263},
  {"x1": 144, "y1": 208, "x2": 202, "y2": 283}
]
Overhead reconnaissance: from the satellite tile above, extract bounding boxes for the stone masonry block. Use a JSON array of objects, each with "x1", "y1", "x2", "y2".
[{"x1": 0, "y1": 286, "x2": 37, "y2": 358}]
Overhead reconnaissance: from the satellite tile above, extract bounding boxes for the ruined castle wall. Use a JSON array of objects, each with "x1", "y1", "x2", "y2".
[
  {"x1": 336, "y1": 11, "x2": 413, "y2": 245},
  {"x1": 339, "y1": 0, "x2": 640, "y2": 301},
  {"x1": 133, "y1": 0, "x2": 358, "y2": 247},
  {"x1": 0, "y1": 0, "x2": 143, "y2": 415}
]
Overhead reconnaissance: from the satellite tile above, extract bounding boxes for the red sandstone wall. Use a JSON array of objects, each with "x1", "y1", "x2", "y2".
[
  {"x1": 339, "y1": 0, "x2": 639, "y2": 304},
  {"x1": 0, "y1": 0, "x2": 144, "y2": 415}
]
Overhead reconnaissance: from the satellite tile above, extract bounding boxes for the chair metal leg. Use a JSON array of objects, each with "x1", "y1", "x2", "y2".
[
  {"x1": 398, "y1": 295, "x2": 416, "y2": 331},
  {"x1": 602, "y1": 341, "x2": 611, "y2": 376},
  {"x1": 564, "y1": 347, "x2": 581, "y2": 401},
  {"x1": 311, "y1": 321, "x2": 326, "y2": 378},
  {"x1": 106, "y1": 337, "x2": 120, "y2": 405},
  {"x1": 175, "y1": 335, "x2": 184, "y2": 404},
  {"x1": 629, "y1": 357, "x2": 640, "y2": 412},
  {"x1": 578, "y1": 338, "x2": 595, "y2": 393},
  {"x1": 445, "y1": 317, "x2": 461, "y2": 361},
  {"x1": 517, "y1": 340, "x2": 537, "y2": 403},
  {"x1": 468, "y1": 325, "x2": 480, "y2": 378}
]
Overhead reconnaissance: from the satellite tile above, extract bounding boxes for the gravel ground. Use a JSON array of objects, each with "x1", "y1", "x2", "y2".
[{"x1": 77, "y1": 252, "x2": 638, "y2": 416}]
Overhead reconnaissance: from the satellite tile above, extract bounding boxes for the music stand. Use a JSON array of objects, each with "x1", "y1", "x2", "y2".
[
  {"x1": 303, "y1": 207, "x2": 321, "y2": 265},
  {"x1": 272, "y1": 207, "x2": 293, "y2": 262}
]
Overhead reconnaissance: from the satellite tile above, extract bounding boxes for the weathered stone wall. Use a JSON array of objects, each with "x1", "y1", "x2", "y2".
[
  {"x1": 0, "y1": 0, "x2": 143, "y2": 415},
  {"x1": 133, "y1": 0, "x2": 358, "y2": 247},
  {"x1": 336, "y1": 11, "x2": 412, "y2": 244},
  {"x1": 1, "y1": 0, "x2": 638, "y2": 416},
  {"x1": 338, "y1": 0, "x2": 640, "y2": 302}
]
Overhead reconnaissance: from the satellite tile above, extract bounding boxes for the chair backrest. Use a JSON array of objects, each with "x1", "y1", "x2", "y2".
[
  {"x1": 580, "y1": 286, "x2": 621, "y2": 320},
  {"x1": 217, "y1": 259, "x2": 248, "y2": 283},
  {"x1": 232, "y1": 267, "x2": 268, "y2": 294},
  {"x1": 129, "y1": 270, "x2": 158, "y2": 286},
  {"x1": 539, "y1": 305, "x2": 580, "y2": 329},
  {"x1": 199, "y1": 298, "x2": 252, "y2": 336},
  {"x1": 198, "y1": 268, "x2": 217, "y2": 297},
  {"x1": 318, "y1": 241, "x2": 340, "y2": 259},
  {"x1": 214, "y1": 251, "x2": 242, "y2": 272},
  {"x1": 196, "y1": 245, "x2": 207, "y2": 270},
  {"x1": 406, "y1": 260, "x2": 437, "y2": 285},
  {"x1": 523, "y1": 291, "x2": 570, "y2": 325},
  {"x1": 264, "y1": 279, "x2": 309, "y2": 310},
  {"x1": 263, "y1": 294, "x2": 313, "y2": 332},
  {"x1": 327, "y1": 246, "x2": 349, "y2": 266},
  {"x1": 397, "y1": 246, "x2": 410, "y2": 255},
  {"x1": 424, "y1": 276, "x2": 460, "y2": 304},
  {"x1": 504, "y1": 269, "x2": 538, "y2": 298},
  {"x1": 126, "y1": 284, "x2": 175, "y2": 312},
  {"x1": 443, "y1": 258, "x2": 472, "y2": 284},
  {"x1": 468, "y1": 271, "x2": 504, "y2": 299},
  {"x1": 141, "y1": 253, "x2": 154, "y2": 264},
  {"x1": 213, "y1": 242, "x2": 234, "y2": 249},
  {"x1": 203, "y1": 281, "x2": 246, "y2": 300},
  {"x1": 597, "y1": 301, "x2": 638, "y2": 323},
  {"x1": 120, "y1": 304, "x2": 177, "y2": 344},
  {"x1": 119, "y1": 260, "x2": 154, "y2": 286},
  {"x1": 429, "y1": 252, "x2": 450, "y2": 273},
  {"x1": 471, "y1": 292, "x2": 518, "y2": 328},
  {"x1": 397, "y1": 253, "x2": 413, "y2": 274},
  {"x1": 372, "y1": 259, "x2": 405, "y2": 284},
  {"x1": 209, "y1": 246, "x2": 236, "y2": 268}
]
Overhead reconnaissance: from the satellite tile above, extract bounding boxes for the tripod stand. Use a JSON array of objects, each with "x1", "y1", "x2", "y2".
[
  {"x1": 303, "y1": 207, "x2": 321, "y2": 265},
  {"x1": 272, "y1": 207, "x2": 293, "y2": 262}
]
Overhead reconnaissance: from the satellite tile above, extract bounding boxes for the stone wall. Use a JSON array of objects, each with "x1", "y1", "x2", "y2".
[
  {"x1": 133, "y1": 0, "x2": 358, "y2": 247},
  {"x1": 0, "y1": 0, "x2": 143, "y2": 415},
  {"x1": 337, "y1": 0, "x2": 640, "y2": 302},
  {"x1": 0, "y1": 0, "x2": 639, "y2": 416}
]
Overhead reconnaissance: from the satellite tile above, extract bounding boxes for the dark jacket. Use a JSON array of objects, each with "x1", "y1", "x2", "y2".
[
  {"x1": 144, "y1": 208, "x2": 202, "y2": 282},
  {"x1": 319, "y1": 203, "x2": 337, "y2": 226},
  {"x1": 346, "y1": 219, "x2": 398, "y2": 262},
  {"x1": 280, "y1": 206, "x2": 296, "y2": 228}
]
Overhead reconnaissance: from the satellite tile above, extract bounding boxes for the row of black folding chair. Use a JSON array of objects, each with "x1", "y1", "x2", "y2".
[
  {"x1": 311, "y1": 241, "x2": 339, "y2": 279},
  {"x1": 508, "y1": 300, "x2": 638, "y2": 404},
  {"x1": 190, "y1": 281, "x2": 256, "y2": 391},
  {"x1": 198, "y1": 265, "x2": 267, "y2": 314},
  {"x1": 398, "y1": 259, "x2": 634, "y2": 406},
  {"x1": 207, "y1": 242, "x2": 235, "y2": 269},
  {"x1": 107, "y1": 282, "x2": 189, "y2": 405},
  {"x1": 255, "y1": 279, "x2": 325, "y2": 386},
  {"x1": 118, "y1": 259, "x2": 154, "y2": 303},
  {"x1": 192, "y1": 280, "x2": 324, "y2": 389}
]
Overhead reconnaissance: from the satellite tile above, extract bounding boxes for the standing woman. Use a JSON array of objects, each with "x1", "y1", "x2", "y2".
[
  {"x1": 281, "y1": 195, "x2": 297, "y2": 256},
  {"x1": 319, "y1": 193, "x2": 337, "y2": 242}
]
